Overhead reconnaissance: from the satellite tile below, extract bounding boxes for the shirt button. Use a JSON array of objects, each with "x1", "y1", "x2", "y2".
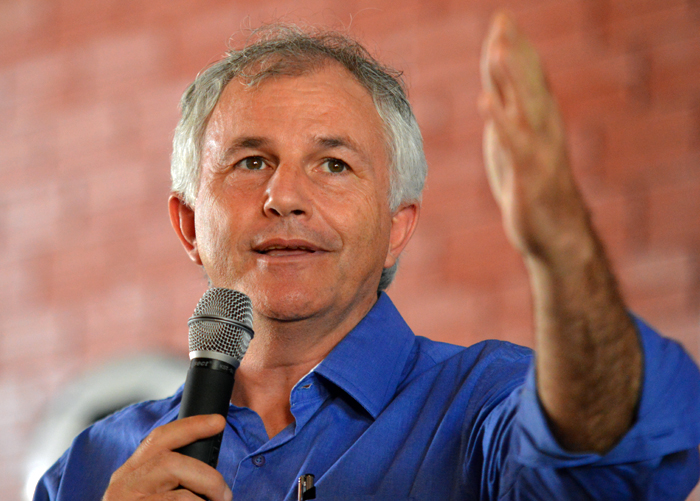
[{"x1": 252, "y1": 454, "x2": 266, "y2": 467}]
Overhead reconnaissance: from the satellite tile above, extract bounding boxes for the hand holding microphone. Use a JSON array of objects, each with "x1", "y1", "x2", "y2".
[
  {"x1": 103, "y1": 288, "x2": 253, "y2": 501},
  {"x1": 177, "y1": 288, "x2": 254, "y2": 466},
  {"x1": 102, "y1": 415, "x2": 232, "y2": 501}
]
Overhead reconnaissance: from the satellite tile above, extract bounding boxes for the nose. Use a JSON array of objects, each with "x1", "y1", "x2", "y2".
[{"x1": 263, "y1": 163, "x2": 311, "y2": 218}]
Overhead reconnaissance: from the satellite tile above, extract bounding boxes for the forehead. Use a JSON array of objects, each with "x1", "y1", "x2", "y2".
[{"x1": 204, "y1": 62, "x2": 388, "y2": 159}]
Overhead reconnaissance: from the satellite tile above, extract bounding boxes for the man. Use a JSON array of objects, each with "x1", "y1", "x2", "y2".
[{"x1": 35, "y1": 12, "x2": 700, "y2": 501}]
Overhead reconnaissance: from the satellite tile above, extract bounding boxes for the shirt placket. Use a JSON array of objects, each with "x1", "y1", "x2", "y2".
[{"x1": 227, "y1": 373, "x2": 329, "y2": 500}]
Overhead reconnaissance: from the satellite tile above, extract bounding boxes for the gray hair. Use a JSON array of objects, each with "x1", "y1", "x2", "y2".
[{"x1": 171, "y1": 24, "x2": 427, "y2": 290}]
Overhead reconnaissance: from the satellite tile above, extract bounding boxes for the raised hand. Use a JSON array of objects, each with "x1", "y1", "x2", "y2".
[{"x1": 479, "y1": 11, "x2": 588, "y2": 265}]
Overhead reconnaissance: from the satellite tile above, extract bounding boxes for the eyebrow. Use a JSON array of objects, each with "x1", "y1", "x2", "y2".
[
  {"x1": 217, "y1": 137, "x2": 269, "y2": 165},
  {"x1": 222, "y1": 136, "x2": 268, "y2": 154},
  {"x1": 314, "y1": 135, "x2": 370, "y2": 164},
  {"x1": 218, "y1": 134, "x2": 371, "y2": 164}
]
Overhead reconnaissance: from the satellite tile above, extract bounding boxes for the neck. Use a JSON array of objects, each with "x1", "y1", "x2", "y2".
[{"x1": 230, "y1": 294, "x2": 378, "y2": 439}]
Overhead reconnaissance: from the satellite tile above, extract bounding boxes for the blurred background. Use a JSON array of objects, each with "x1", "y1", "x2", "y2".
[{"x1": 1, "y1": 0, "x2": 699, "y2": 499}]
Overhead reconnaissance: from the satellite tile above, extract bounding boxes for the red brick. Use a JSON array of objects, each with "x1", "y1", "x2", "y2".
[
  {"x1": 618, "y1": 250, "x2": 697, "y2": 303},
  {"x1": 647, "y1": 175, "x2": 700, "y2": 249},
  {"x1": 12, "y1": 51, "x2": 74, "y2": 108},
  {"x1": 393, "y1": 281, "x2": 534, "y2": 349},
  {"x1": 0, "y1": 66, "x2": 16, "y2": 130},
  {"x1": 628, "y1": 292, "x2": 699, "y2": 360},
  {"x1": 601, "y1": 109, "x2": 696, "y2": 185},
  {"x1": 0, "y1": 308, "x2": 63, "y2": 364},
  {"x1": 494, "y1": 281, "x2": 535, "y2": 347},
  {"x1": 167, "y1": 7, "x2": 253, "y2": 77},
  {"x1": 391, "y1": 284, "x2": 492, "y2": 346},
  {"x1": 649, "y1": 35, "x2": 700, "y2": 106},
  {"x1": 90, "y1": 32, "x2": 168, "y2": 98},
  {"x1": 517, "y1": 0, "x2": 588, "y2": 44},
  {"x1": 549, "y1": 53, "x2": 630, "y2": 118},
  {"x1": 421, "y1": 171, "x2": 501, "y2": 235},
  {"x1": 604, "y1": 4, "x2": 700, "y2": 50},
  {"x1": 582, "y1": 0, "x2": 689, "y2": 48},
  {"x1": 82, "y1": 284, "x2": 148, "y2": 356},
  {"x1": 441, "y1": 222, "x2": 528, "y2": 289},
  {"x1": 0, "y1": 0, "x2": 53, "y2": 62},
  {"x1": 2, "y1": 181, "x2": 63, "y2": 259},
  {"x1": 568, "y1": 121, "x2": 610, "y2": 187},
  {"x1": 584, "y1": 191, "x2": 631, "y2": 264},
  {"x1": 412, "y1": 86, "x2": 464, "y2": 146},
  {"x1": 135, "y1": 80, "x2": 187, "y2": 152},
  {"x1": 388, "y1": 219, "x2": 456, "y2": 291}
]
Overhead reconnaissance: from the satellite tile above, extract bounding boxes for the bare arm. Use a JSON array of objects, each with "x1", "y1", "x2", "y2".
[{"x1": 479, "y1": 11, "x2": 642, "y2": 454}]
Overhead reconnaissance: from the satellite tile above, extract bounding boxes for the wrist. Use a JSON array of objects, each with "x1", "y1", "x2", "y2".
[{"x1": 522, "y1": 207, "x2": 598, "y2": 277}]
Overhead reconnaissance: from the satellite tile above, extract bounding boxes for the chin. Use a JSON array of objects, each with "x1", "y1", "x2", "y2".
[
  {"x1": 208, "y1": 271, "x2": 317, "y2": 317},
  {"x1": 252, "y1": 287, "x2": 325, "y2": 322}
]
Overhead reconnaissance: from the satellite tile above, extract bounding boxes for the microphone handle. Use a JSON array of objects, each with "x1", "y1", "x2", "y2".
[{"x1": 176, "y1": 357, "x2": 235, "y2": 467}]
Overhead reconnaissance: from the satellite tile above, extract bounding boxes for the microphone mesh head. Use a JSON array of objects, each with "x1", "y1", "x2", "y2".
[{"x1": 188, "y1": 288, "x2": 254, "y2": 363}]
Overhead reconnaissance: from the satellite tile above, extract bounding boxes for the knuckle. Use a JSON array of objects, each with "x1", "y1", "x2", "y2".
[
  {"x1": 147, "y1": 425, "x2": 167, "y2": 444},
  {"x1": 147, "y1": 449, "x2": 177, "y2": 473}
]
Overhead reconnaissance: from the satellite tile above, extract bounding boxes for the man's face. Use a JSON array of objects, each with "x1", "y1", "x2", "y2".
[{"x1": 175, "y1": 63, "x2": 416, "y2": 326}]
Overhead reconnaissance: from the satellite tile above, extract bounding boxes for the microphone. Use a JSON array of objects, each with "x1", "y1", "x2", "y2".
[{"x1": 176, "y1": 287, "x2": 254, "y2": 467}]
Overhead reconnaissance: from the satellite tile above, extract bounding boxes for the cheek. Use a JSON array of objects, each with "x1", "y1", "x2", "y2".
[
  {"x1": 194, "y1": 196, "x2": 236, "y2": 267},
  {"x1": 324, "y1": 188, "x2": 391, "y2": 258}
]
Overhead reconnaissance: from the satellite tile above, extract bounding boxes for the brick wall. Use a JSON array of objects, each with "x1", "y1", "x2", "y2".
[{"x1": 1, "y1": 0, "x2": 699, "y2": 498}]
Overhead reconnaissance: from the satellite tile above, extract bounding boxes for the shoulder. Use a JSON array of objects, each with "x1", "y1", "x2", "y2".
[
  {"x1": 411, "y1": 336, "x2": 532, "y2": 381},
  {"x1": 398, "y1": 337, "x2": 533, "y2": 410},
  {"x1": 416, "y1": 336, "x2": 531, "y2": 364},
  {"x1": 35, "y1": 392, "x2": 181, "y2": 501},
  {"x1": 70, "y1": 390, "x2": 182, "y2": 459},
  {"x1": 93, "y1": 391, "x2": 182, "y2": 440}
]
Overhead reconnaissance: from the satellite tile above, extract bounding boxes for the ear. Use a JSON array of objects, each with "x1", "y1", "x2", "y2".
[
  {"x1": 384, "y1": 202, "x2": 420, "y2": 269},
  {"x1": 168, "y1": 194, "x2": 202, "y2": 265}
]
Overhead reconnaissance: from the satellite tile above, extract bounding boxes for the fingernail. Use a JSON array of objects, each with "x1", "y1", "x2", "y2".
[{"x1": 224, "y1": 487, "x2": 233, "y2": 501}]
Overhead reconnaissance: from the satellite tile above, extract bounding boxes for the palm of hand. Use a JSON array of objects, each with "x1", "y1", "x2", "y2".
[{"x1": 480, "y1": 12, "x2": 588, "y2": 264}]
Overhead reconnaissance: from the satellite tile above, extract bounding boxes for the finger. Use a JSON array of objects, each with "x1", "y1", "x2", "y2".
[
  {"x1": 483, "y1": 11, "x2": 552, "y2": 132},
  {"x1": 146, "y1": 491, "x2": 211, "y2": 501},
  {"x1": 480, "y1": 11, "x2": 507, "y2": 102},
  {"x1": 481, "y1": 9, "x2": 515, "y2": 94},
  {"x1": 134, "y1": 414, "x2": 227, "y2": 465},
  {"x1": 479, "y1": 91, "x2": 523, "y2": 158},
  {"x1": 143, "y1": 452, "x2": 232, "y2": 501},
  {"x1": 143, "y1": 491, "x2": 203, "y2": 501},
  {"x1": 108, "y1": 449, "x2": 232, "y2": 501},
  {"x1": 488, "y1": 45, "x2": 520, "y2": 115},
  {"x1": 496, "y1": 43, "x2": 551, "y2": 133},
  {"x1": 482, "y1": 121, "x2": 506, "y2": 199}
]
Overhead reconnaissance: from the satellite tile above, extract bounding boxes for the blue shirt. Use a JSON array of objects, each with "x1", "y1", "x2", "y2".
[{"x1": 35, "y1": 293, "x2": 700, "y2": 500}]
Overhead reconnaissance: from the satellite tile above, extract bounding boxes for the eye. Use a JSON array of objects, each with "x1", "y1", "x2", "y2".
[
  {"x1": 322, "y1": 158, "x2": 349, "y2": 174},
  {"x1": 235, "y1": 156, "x2": 266, "y2": 170}
]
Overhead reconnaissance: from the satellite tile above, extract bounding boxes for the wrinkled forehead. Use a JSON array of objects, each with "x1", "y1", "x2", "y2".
[
  {"x1": 211, "y1": 60, "x2": 392, "y2": 159},
  {"x1": 229, "y1": 57, "x2": 390, "y2": 137},
  {"x1": 202, "y1": 62, "x2": 392, "y2": 182}
]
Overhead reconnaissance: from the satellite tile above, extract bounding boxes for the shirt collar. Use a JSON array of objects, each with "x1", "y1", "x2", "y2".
[{"x1": 314, "y1": 292, "x2": 415, "y2": 419}]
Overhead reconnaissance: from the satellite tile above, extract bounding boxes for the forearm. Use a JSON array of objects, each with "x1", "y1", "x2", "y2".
[
  {"x1": 478, "y1": 11, "x2": 644, "y2": 454},
  {"x1": 527, "y1": 213, "x2": 642, "y2": 454}
]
